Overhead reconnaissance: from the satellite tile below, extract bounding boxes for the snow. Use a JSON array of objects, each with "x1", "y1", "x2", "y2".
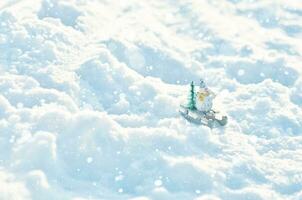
[{"x1": 0, "y1": 0, "x2": 302, "y2": 199}]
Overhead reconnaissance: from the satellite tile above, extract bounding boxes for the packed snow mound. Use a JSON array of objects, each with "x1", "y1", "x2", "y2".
[
  {"x1": 38, "y1": 0, "x2": 82, "y2": 28},
  {"x1": 0, "y1": 0, "x2": 302, "y2": 200}
]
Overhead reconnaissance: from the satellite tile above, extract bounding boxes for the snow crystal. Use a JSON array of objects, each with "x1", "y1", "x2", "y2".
[
  {"x1": 237, "y1": 69, "x2": 245, "y2": 76},
  {"x1": 154, "y1": 180, "x2": 163, "y2": 187},
  {"x1": 115, "y1": 175, "x2": 124, "y2": 182},
  {"x1": 86, "y1": 157, "x2": 93, "y2": 164}
]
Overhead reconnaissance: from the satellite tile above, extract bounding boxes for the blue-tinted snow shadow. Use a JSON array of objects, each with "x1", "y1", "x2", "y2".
[
  {"x1": 225, "y1": 161, "x2": 267, "y2": 190},
  {"x1": 103, "y1": 39, "x2": 201, "y2": 85},
  {"x1": 266, "y1": 41, "x2": 299, "y2": 56},
  {"x1": 236, "y1": 6, "x2": 302, "y2": 37},
  {"x1": 224, "y1": 59, "x2": 298, "y2": 87},
  {"x1": 38, "y1": 0, "x2": 81, "y2": 28}
]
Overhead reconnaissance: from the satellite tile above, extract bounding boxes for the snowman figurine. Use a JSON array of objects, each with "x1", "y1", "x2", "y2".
[{"x1": 196, "y1": 79, "x2": 216, "y2": 113}]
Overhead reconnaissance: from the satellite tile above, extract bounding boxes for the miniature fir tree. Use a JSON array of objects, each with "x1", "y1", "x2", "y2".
[{"x1": 187, "y1": 81, "x2": 196, "y2": 110}]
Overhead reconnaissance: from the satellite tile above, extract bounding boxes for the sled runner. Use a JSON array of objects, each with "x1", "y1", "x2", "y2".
[{"x1": 179, "y1": 105, "x2": 227, "y2": 128}]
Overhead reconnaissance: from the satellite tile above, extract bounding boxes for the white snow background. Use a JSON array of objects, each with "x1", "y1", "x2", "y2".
[{"x1": 0, "y1": 0, "x2": 302, "y2": 199}]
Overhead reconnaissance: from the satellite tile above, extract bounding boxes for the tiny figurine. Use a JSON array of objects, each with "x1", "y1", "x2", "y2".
[{"x1": 179, "y1": 79, "x2": 228, "y2": 128}]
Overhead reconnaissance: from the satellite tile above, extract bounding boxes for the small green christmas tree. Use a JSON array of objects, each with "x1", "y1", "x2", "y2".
[{"x1": 187, "y1": 81, "x2": 196, "y2": 110}]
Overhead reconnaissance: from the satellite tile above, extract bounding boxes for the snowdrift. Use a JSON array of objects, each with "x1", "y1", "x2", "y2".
[{"x1": 0, "y1": 0, "x2": 302, "y2": 199}]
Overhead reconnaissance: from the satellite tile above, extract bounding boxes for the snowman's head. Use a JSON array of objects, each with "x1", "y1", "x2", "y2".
[{"x1": 199, "y1": 79, "x2": 206, "y2": 88}]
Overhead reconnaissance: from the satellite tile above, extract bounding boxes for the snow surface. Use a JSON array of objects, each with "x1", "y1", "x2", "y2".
[{"x1": 0, "y1": 0, "x2": 302, "y2": 199}]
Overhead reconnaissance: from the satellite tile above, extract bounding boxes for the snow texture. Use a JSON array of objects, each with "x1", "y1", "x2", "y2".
[{"x1": 0, "y1": 0, "x2": 302, "y2": 199}]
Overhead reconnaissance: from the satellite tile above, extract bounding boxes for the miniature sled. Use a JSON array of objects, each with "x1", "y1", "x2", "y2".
[{"x1": 179, "y1": 105, "x2": 228, "y2": 128}]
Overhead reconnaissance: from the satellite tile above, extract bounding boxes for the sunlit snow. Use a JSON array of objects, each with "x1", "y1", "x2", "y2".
[{"x1": 0, "y1": 0, "x2": 302, "y2": 200}]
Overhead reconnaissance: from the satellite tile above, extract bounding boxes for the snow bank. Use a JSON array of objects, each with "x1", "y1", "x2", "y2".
[
  {"x1": 0, "y1": 0, "x2": 301, "y2": 199},
  {"x1": 0, "y1": 170, "x2": 31, "y2": 200}
]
